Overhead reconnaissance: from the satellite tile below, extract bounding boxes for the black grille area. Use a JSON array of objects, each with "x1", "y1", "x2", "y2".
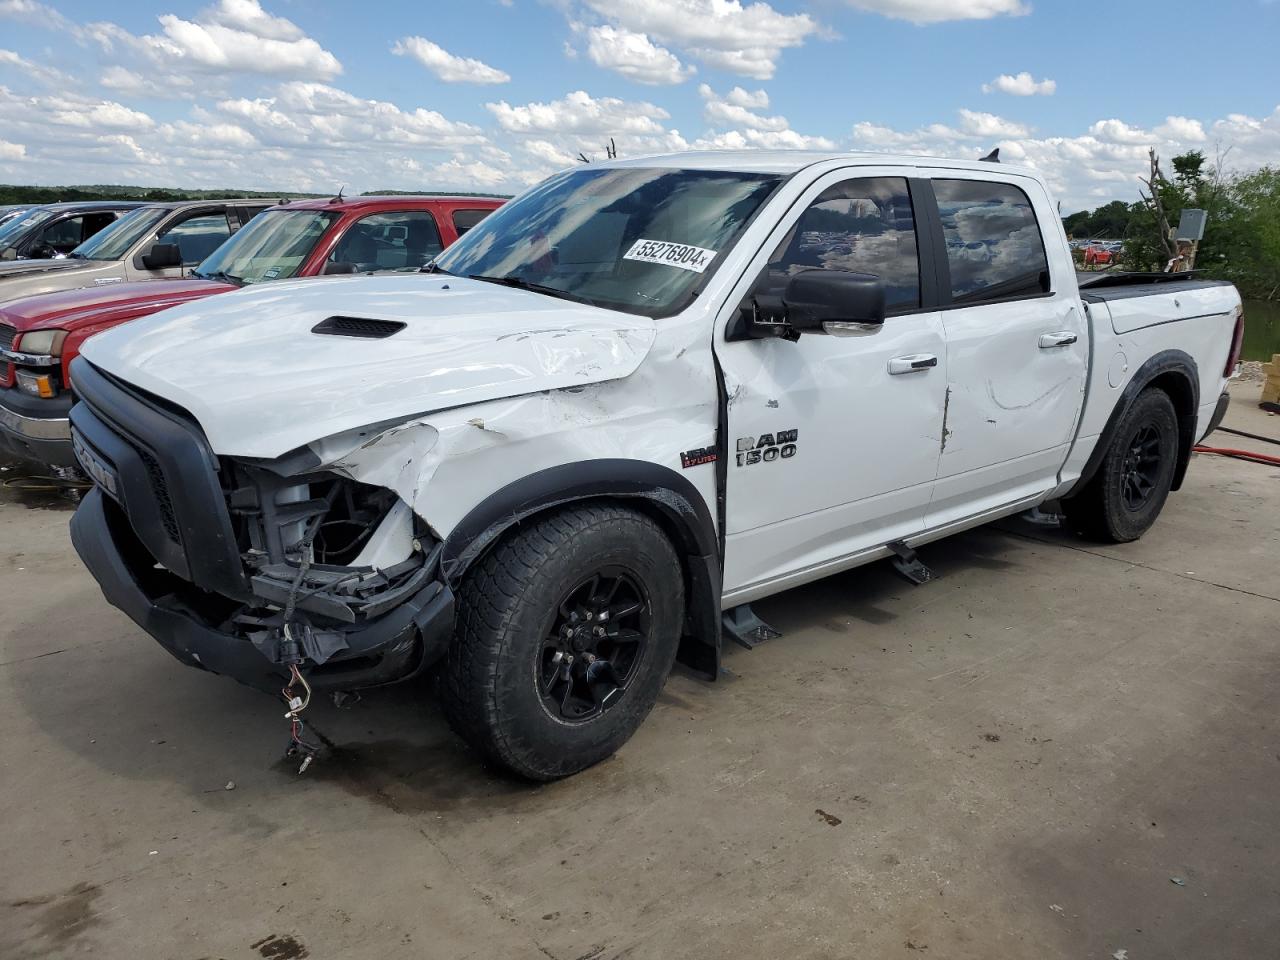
[
  {"x1": 311, "y1": 316, "x2": 406, "y2": 339},
  {"x1": 137, "y1": 446, "x2": 181, "y2": 544},
  {"x1": 68, "y1": 358, "x2": 251, "y2": 601},
  {"x1": 0, "y1": 323, "x2": 13, "y2": 353}
]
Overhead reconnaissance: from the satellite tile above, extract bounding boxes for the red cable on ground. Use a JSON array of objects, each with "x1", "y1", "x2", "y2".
[{"x1": 1193, "y1": 445, "x2": 1280, "y2": 466}]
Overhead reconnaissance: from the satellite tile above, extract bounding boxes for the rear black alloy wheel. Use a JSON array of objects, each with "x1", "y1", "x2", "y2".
[
  {"x1": 540, "y1": 568, "x2": 650, "y2": 723},
  {"x1": 443, "y1": 504, "x2": 684, "y2": 781},
  {"x1": 1119, "y1": 423, "x2": 1163, "y2": 512},
  {"x1": 1062, "y1": 387, "x2": 1179, "y2": 543}
]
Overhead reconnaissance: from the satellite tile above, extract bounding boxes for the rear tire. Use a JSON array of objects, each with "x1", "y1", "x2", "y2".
[
  {"x1": 442, "y1": 504, "x2": 684, "y2": 781},
  {"x1": 1062, "y1": 387, "x2": 1179, "y2": 543}
]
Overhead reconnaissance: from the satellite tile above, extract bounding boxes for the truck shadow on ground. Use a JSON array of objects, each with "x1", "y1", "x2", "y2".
[{"x1": 14, "y1": 522, "x2": 1030, "y2": 820}]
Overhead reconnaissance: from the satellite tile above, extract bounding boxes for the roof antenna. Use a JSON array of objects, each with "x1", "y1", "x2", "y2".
[
  {"x1": 979, "y1": 148, "x2": 1000, "y2": 163},
  {"x1": 331, "y1": 184, "x2": 346, "y2": 204}
]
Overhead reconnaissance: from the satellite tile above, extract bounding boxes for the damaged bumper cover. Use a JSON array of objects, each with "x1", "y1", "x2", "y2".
[
  {"x1": 72, "y1": 488, "x2": 455, "y2": 693},
  {"x1": 67, "y1": 358, "x2": 456, "y2": 694}
]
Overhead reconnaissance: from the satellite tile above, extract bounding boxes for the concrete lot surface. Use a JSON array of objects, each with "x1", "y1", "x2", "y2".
[{"x1": 1, "y1": 384, "x2": 1277, "y2": 960}]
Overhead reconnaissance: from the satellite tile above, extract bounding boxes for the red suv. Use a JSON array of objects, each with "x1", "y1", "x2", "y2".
[{"x1": 0, "y1": 195, "x2": 503, "y2": 468}]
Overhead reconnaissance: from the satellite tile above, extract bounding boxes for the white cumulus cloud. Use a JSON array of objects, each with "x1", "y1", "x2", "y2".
[
  {"x1": 1089, "y1": 118, "x2": 1152, "y2": 145},
  {"x1": 983, "y1": 72, "x2": 1056, "y2": 96},
  {"x1": 583, "y1": 25, "x2": 694, "y2": 85},
  {"x1": 392, "y1": 36, "x2": 510, "y2": 85},
  {"x1": 842, "y1": 0, "x2": 1029, "y2": 22},
  {"x1": 580, "y1": 0, "x2": 819, "y2": 80},
  {"x1": 1155, "y1": 115, "x2": 1206, "y2": 143}
]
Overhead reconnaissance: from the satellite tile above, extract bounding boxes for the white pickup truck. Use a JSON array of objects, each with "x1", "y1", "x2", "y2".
[{"x1": 68, "y1": 152, "x2": 1244, "y2": 780}]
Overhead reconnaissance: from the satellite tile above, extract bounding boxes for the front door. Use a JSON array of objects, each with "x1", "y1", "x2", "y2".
[
  {"x1": 923, "y1": 176, "x2": 1088, "y2": 525},
  {"x1": 716, "y1": 172, "x2": 947, "y2": 604}
]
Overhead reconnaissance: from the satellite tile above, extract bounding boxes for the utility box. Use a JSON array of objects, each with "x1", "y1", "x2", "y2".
[{"x1": 1176, "y1": 208, "x2": 1207, "y2": 241}]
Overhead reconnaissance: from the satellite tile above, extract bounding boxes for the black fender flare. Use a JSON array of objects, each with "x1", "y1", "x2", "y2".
[
  {"x1": 440, "y1": 459, "x2": 722, "y2": 679},
  {"x1": 1069, "y1": 349, "x2": 1200, "y2": 497}
]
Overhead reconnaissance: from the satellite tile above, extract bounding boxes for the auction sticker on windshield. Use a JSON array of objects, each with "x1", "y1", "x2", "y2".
[{"x1": 623, "y1": 239, "x2": 717, "y2": 274}]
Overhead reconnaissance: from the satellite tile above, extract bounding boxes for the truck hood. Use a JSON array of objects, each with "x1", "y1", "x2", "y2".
[
  {"x1": 0, "y1": 256, "x2": 98, "y2": 279},
  {"x1": 0, "y1": 258, "x2": 123, "y2": 304},
  {"x1": 81, "y1": 274, "x2": 657, "y2": 458},
  {"x1": 0, "y1": 278, "x2": 234, "y2": 333}
]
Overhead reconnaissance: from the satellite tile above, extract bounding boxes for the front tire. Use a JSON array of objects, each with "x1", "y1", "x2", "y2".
[
  {"x1": 1062, "y1": 387, "x2": 1180, "y2": 543},
  {"x1": 442, "y1": 504, "x2": 684, "y2": 780}
]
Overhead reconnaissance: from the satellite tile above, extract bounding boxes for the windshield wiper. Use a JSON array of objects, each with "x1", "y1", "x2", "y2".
[
  {"x1": 466, "y1": 274, "x2": 576, "y2": 301},
  {"x1": 194, "y1": 269, "x2": 244, "y2": 286}
]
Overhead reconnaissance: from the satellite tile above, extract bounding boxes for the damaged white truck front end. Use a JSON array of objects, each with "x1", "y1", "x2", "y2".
[{"x1": 68, "y1": 154, "x2": 1242, "y2": 780}]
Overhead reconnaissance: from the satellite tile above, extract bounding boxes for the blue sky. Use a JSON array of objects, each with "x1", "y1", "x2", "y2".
[{"x1": 0, "y1": 0, "x2": 1277, "y2": 211}]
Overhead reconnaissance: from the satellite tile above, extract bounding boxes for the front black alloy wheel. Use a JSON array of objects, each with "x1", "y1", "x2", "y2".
[
  {"x1": 540, "y1": 568, "x2": 650, "y2": 722},
  {"x1": 442, "y1": 504, "x2": 684, "y2": 781}
]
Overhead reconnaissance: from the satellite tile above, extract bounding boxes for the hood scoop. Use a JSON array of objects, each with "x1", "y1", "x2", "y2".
[{"x1": 312, "y1": 316, "x2": 406, "y2": 339}]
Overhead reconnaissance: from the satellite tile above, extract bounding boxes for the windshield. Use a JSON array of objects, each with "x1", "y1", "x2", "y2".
[
  {"x1": 193, "y1": 209, "x2": 339, "y2": 285},
  {"x1": 432, "y1": 167, "x2": 783, "y2": 317},
  {"x1": 71, "y1": 206, "x2": 167, "y2": 261},
  {"x1": 0, "y1": 208, "x2": 54, "y2": 253}
]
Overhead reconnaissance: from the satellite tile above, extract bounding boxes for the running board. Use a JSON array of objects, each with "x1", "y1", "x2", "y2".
[
  {"x1": 887, "y1": 540, "x2": 936, "y2": 585},
  {"x1": 721, "y1": 604, "x2": 782, "y2": 650}
]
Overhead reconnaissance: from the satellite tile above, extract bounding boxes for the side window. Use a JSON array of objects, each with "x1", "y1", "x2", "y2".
[
  {"x1": 158, "y1": 212, "x2": 232, "y2": 265},
  {"x1": 452, "y1": 208, "x2": 492, "y2": 236},
  {"x1": 932, "y1": 179, "x2": 1050, "y2": 304},
  {"x1": 764, "y1": 177, "x2": 921, "y2": 314},
  {"x1": 330, "y1": 211, "x2": 442, "y2": 271},
  {"x1": 38, "y1": 215, "x2": 91, "y2": 254}
]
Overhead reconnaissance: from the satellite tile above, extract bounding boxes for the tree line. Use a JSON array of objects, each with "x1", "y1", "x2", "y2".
[{"x1": 1063, "y1": 151, "x2": 1280, "y2": 301}]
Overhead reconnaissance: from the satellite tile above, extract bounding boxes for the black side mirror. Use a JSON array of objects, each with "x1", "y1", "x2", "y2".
[
  {"x1": 323, "y1": 261, "x2": 357, "y2": 275},
  {"x1": 784, "y1": 269, "x2": 886, "y2": 334},
  {"x1": 142, "y1": 242, "x2": 183, "y2": 270}
]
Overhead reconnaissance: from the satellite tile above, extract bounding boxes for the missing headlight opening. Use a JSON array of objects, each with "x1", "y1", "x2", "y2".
[{"x1": 224, "y1": 465, "x2": 432, "y2": 645}]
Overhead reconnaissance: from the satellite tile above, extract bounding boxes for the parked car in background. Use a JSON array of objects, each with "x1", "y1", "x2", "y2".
[
  {"x1": 0, "y1": 205, "x2": 35, "y2": 230},
  {"x1": 1084, "y1": 241, "x2": 1117, "y2": 266},
  {"x1": 65, "y1": 152, "x2": 1243, "y2": 779},
  {"x1": 0, "y1": 194, "x2": 502, "y2": 467},
  {"x1": 0, "y1": 199, "x2": 281, "y2": 305},
  {"x1": 0, "y1": 201, "x2": 146, "y2": 263}
]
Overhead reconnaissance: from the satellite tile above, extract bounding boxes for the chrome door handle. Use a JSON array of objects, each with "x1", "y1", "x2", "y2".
[
  {"x1": 887, "y1": 354, "x2": 938, "y2": 375},
  {"x1": 1038, "y1": 331, "x2": 1078, "y2": 348}
]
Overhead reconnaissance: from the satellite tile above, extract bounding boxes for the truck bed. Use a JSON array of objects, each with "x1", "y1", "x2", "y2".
[{"x1": 1079, "y1": 273, "x2": 1237, "y2": 335}]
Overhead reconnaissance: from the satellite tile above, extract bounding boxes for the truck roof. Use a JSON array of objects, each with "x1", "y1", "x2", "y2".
[
  {"x1": 274, "y1": 195, "x2": 507, "y2": 213},
  {"x1": 604, "y1": 150, "x2": 1043, "y2": 181},
  {"x1": 20, "y1": 200, "x2": 149, "y2": 212}
]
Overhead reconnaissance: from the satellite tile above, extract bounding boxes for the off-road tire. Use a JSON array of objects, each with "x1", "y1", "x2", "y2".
[
  {"x1": 1062, "y1": 387, "x2": 1180, "y2": 543},
  {"x1": 441, "y1": 503, "x2": 684, "y2": 780}
]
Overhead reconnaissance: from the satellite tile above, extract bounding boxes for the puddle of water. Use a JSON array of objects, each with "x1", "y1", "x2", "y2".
[{"x1": 0, "y1": 459, "x2": 86, "y2": 511}]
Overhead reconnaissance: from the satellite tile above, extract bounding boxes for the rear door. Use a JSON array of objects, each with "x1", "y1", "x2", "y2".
[
  {"x1": 924, "y1": 175, "x2": 1087, "y2": 526},
  {"x1": 716, "y1": 171, "x2": 947, "y2": 603}
]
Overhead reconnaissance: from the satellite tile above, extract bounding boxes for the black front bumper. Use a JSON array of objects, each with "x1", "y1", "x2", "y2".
[
  {"x1": 72, "y1": 486, "x2": 456, "y2": 694},
  {"x1": 66, "y1": 358, "x2": 455, "y2": 694},
  {"x1": 0, "y1": 387, "x2": 76, "y2": 467}
]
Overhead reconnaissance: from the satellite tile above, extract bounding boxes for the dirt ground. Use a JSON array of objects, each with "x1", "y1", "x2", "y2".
[{"x1": 1, "y1": 383, "x2": 1277, "y2": 960}]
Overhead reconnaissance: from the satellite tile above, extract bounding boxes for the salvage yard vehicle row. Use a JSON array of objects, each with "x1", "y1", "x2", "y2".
[{"x1": 0, "y1": 195, "x2": 503, "y2": 467}]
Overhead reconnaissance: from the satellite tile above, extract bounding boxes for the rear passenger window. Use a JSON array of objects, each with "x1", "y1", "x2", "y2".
[
  {"x1": 763, "y1": 177, "x2": 921, "y2": 313},
  {"x1": 159, "y1": 212, "x2": 232, "y2": 265},
  {"x1": 933, "y1": 179, "x2": 1050, "y2": 304},
  {"x1": 452, "y1": 208, "x2": 492, "y2": 236},
  {"x1": 330, "y1": 211, "x2": 442, "y2": 271}
]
